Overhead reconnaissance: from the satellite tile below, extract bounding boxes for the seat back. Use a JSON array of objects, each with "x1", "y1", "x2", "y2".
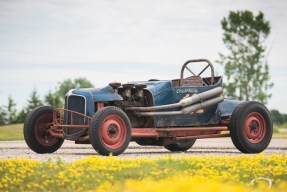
[{"x1": 180, "y1": 76, "x2": 203, "y2": 86}]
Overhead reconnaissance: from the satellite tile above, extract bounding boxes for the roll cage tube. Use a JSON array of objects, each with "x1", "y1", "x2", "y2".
[{"x1": 180, "y1": 59, "x2": 215, "y2": 86}]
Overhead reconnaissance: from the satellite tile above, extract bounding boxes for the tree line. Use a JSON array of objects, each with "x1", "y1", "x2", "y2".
[
  {"x1": 0, "y1": 78, "x2": 93, "y2": 125},
  {"x1": 270, "y1": 110, "x2": 287, "y2": 126}
]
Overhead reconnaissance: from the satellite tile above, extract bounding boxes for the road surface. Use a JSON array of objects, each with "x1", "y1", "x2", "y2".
[{"x1": 0, "y1": 138, "x2": 286, "y2": 162}]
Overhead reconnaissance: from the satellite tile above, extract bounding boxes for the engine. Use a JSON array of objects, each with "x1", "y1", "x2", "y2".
[
  {"x1": 109, "y1": 82, "x2": 154, "y2": 128},
  {"x1": 109, "y1": 82, "x2": 152, "y2": 108}
]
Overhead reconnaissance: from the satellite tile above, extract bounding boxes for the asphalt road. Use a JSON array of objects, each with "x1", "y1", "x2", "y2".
[{"x1": 0, "y1": 139, "x2": 286, "y2": 162}]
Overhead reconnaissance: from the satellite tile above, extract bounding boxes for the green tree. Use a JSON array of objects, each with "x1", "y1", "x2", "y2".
[
  {"x1": 283, "y1": 114, "x2": 287, "y2": 124},
  {"x1": 270, "y1": 109, "x2": 284, "y2": 124},
  {"x1": 16, "y1": 89, "x2": 44, "y2": 123},
  {"x1": 219, "y1": 11, "x2": 273, "y2": 104},
  {"x1": 26, "y1": 89, "x2": 43, "y2": 111},
  {"x1": 56, "y1": 78, "x2": 94, "y2": 98},
  {"x1": 5, "y1": 96, "x2": 17, "y2": 124},
  {"x1": 0, "y1": 105, "x2": 7, "y2": 125},
  {"x1": 44, "y1": 90, "x2": 62, "y2": 108},
  {"x1": 16, "y1": 109, "x2": 27, "y2": 123},
  {"x1": 45, "y1": 78, "x2": 94, "y2": 107}
]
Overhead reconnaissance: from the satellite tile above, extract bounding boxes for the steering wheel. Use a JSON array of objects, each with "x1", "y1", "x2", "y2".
[{"x1": 180, "y1": 59, "x2": 215, "y2": 86}]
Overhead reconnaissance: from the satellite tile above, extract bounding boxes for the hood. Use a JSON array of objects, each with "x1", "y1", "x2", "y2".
[{"x1": 67, "y1": 86, "x2": 123, "y2": 102}]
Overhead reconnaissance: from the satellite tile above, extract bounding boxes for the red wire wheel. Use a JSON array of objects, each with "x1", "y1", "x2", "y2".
[
  {"x1": 229, "y1": 101, "x2": 273, "y2": 153},
  {"x1": 24, "y1": 106, "x2": 64, "y2": 153},
  {"x1": 244, "y1": 112, "x2": 266, "y2": 144},
  {"x1": 100, "y1": 115, "x2": 127, "y2": 150},
  {"x1": 89, "y1": 106, "x2": 131, "y2": 156}
]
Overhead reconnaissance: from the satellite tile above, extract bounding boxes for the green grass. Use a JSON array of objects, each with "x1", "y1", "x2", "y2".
[{"x1": 0, "y1": 123, "x2": 24, "y2": 141}]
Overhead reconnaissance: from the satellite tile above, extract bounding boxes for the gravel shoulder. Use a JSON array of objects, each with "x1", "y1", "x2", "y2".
[{"x1": 0, "y1": 138, "x2": 286, "y2": 162}]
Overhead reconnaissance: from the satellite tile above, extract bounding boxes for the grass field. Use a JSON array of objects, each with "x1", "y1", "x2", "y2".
[
  {"x1": 0, "y1": 154, "x2": 286, "y2": 191},
  {"x1": 0, "y1": 124, "x2": 23, "y2": 141}
]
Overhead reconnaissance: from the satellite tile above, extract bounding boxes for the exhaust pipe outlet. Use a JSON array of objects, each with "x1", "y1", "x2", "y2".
[
  {"x1": 181, "y1": 96, "x2": 224, "y2": 114},
  {"x1": 179, "y1": 87, "x2": 223, "y2": 107},
  {"x1": 136, "y1": 95, "x2": 224, "y2": 116},
  {"x1": 127, "y1": 87, "x2": 223, "y2": 112}
]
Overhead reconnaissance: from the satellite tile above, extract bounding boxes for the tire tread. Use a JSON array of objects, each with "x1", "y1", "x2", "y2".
[
  {"x1": 23, "y1": 106, "x2": 64, "y2": 154},
  {"x1": 89, "y1": 106, "x2": 131, "y2": 156},
  {"x1": 229, "y1": 101, "x2": 272, "y2": 153},
  {"x1": 164, "y1": 139, "x2": 196, "y2": 152}
]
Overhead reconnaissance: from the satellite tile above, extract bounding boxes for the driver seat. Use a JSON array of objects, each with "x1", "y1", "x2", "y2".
[{"x1": 180, "y1": 76, "x2": 203, "y2": 86}]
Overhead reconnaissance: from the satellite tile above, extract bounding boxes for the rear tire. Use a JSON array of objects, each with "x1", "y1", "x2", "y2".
[
  {"x1": 135, "y1": 139, "x2": 158, "y2": 146},
  {"x1": 164, "y1": 139, "x2": 196, "y2": 152},
  {"x1": 89, "y1": 106, "x2": 131, "y2": 156},
  {"x1": 23, "y1": 106, "x2": 64, "y2": 154},
  {"x1": 229, "y1": 101, "x2": 272, "y2": 153}
]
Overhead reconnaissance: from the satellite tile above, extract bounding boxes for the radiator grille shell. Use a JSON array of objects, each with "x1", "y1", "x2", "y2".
[{"x1": 63, "y1": 95, "x2": 87, "y2": 139}]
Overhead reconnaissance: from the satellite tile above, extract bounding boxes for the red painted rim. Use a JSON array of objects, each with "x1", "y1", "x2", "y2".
[
  {"x1": 100, "y1": 115, "x2": 127, "y2": 150},
  {"x1": 35, "y1": 114, "x2": 59, "y2": 146},
  {"x1": 244, "y1": 112, "x2": 266, "y2": 144}
]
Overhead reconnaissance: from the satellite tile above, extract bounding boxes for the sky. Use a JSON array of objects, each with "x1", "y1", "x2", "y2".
[{"x1": 0, "y1": 0, "x2": 286, "y2": 113}]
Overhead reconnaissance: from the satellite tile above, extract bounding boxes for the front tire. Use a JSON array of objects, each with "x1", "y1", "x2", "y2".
[
  {"x1": 89, "y1": 106, "x2": 131, "y2": 156},
  {"x1": 164, "y1": 139, "x2": 196, "y2": 152},
  {"x1": 229, "y1": 101, "x2": 273, "y2": 153},
  {"x1": 23, "y1": 106, "x2": 64, "y2": 153}
]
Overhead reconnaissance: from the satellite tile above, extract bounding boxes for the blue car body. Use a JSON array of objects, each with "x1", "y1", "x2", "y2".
[{"x1": 65, "y1": 77, "x2": 240, "y2": 128}]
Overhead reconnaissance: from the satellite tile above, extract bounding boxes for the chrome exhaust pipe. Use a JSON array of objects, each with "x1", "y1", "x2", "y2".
[
  {"x1": 181, "y1": 96, "x2": 224, "y2": 114},
  {"x1": 127, "y1": 87, "x2": 223, "y2": 112},
  {"x1": 136, "y1": 95, "x2": 224, "y2": 116},
  {"x1": 179, "y1": 87, "x2": 222, "y2": 106}
]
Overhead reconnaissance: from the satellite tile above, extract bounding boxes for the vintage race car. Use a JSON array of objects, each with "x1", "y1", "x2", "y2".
[{"x1": 23, "y1": 59, "x2": 273, "y2": 156}]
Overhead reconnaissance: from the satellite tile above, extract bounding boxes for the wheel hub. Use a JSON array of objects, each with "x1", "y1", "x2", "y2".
[
  {"x1": 244, "y1": 112, "x2": 266, "y2": 143},
  {"x1": 107, "y1": 124, "x2": 119, "y2": 138},
  {"x1": 35, "y1": 114, "x2": 59, "y2": 146},
  {"x1": 101, "y1": 115, "x2": 127, "y2": 150}
]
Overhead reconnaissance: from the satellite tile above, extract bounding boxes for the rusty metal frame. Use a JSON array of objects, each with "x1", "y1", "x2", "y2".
[
  {"x1": 50, "y1": 109, "x2": 92, "y2": 139},
  {"x1": 53, "y1": 108, "x2": 91, "y2": 128},
  {"x1": 131, "y1": 128, "x2": 159, "y2": 137},
  {"x1": 156, "y1": 126, "x2": 228, "y2": 132},
  {"x1": 50, "y1": 109, "x2": 229, "y2": 140},
  {"x1": 131, "y1": 126, "x2": 229, "y2": 139},
  {"x1": 175, "y1": 133, "x2": 230, "y2": 140}
]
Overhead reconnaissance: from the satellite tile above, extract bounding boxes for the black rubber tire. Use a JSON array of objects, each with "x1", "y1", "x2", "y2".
[
  {"x1": 135, "y1": 138, "x2": 162, "y2": 146},
  {"x1": 164, "y1": 139, "x2": 196, "y2": 152},
  {"x1": 229, "y1": 101, "x2": 273, "y2": 153},
  {"x1": 89, "y1": 106, "x2": 131, "y2": 156},
  {"x1": 23, "y1": 106, "x2": 64, "y2": 154},
  {"x1": 135, "y1": 140, "x2": 154, "y2": 146}
]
